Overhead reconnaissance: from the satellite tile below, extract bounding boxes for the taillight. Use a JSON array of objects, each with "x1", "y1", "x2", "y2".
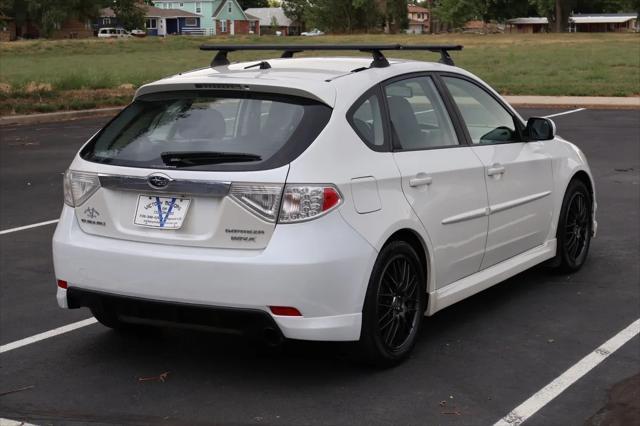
[
  {"x1": 278, "y1": 185, "x2": 342, "y2": 223},
  {"x1": 57, "y1": 279, "x2": 68, "y2": 289},
  {"x1": 64, "y1": 170, "x2": 100, "y2": 207},
  {"x1": 229, "y1": 183, "x2": 283, "y2": 223},
  {"x1": 269, "y1": 306, "x2": 302, "y2": 316}
]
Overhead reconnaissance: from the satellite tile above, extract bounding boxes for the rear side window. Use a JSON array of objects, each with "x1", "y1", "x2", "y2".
[
  {"x1": 349, "y1": 93, "x2": 385, "y2": 149},
  {"x1": 384, "y1": 76, "x2": 458, "y2": 150},
  {"x1": 81, "y1": 91, "x2": 332, "y2": 171}
]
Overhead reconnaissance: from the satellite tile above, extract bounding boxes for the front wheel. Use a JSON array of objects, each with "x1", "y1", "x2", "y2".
[
  {"x1": 552, "y1": 179, "x2": 593, "y2": 272},
  {"x1": 356, "y1": 241, "x2": 426, "y2": 367}
]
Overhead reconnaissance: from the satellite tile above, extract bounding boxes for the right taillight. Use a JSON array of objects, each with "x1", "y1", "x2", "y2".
[
  {"x1": 63, "y1": 170, "x2": 101, "y2": 207},
  {"x1": 278, "y1": 184, "x2": 342, "y2": 223}
]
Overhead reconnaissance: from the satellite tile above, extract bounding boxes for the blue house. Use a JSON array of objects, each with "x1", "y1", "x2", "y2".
[
  {"x1": 152, "y1": 0, "x2": 258, "y2": 35},
  {"x1": 96, "y1": 5, "x2": 203, "y2": 36}
]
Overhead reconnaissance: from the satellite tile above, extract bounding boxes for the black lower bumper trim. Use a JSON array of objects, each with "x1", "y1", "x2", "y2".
[{"x1": 67, "y1": 287, "x2": 282, "y2": 338}]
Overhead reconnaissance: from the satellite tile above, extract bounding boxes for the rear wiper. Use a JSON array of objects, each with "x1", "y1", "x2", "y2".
[{"x1": 161, "y1": 151, "x2": 262, "y2": 167}]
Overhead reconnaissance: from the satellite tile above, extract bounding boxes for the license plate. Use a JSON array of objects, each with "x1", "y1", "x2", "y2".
[{"x1": 134, "y1": 195, "x2": 191, "y2": 229}]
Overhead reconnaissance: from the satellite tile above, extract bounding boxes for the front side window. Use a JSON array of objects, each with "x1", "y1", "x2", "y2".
[
  {"x1": 349, "y1": 93, "x2": 385, "y2": 149},
  {"x1": 81, "y1": 91, "x2": 332, "y2": 171},
  {"x1": 443, "y1": 76, "x2": 520, "y2": 144},
  {"x1": 384, "y1": 76, "x2": 458, "y2": 150}
]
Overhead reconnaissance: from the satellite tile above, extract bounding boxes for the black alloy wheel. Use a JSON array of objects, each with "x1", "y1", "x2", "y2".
[
  {"x1": 553, "y1": 179, "x2": 593, "y2": 272},
  {"x1": 357, "y1": 240, "x2": 426, "y2": 367}
]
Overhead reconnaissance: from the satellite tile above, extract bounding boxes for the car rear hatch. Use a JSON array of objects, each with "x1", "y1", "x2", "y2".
[{"x1": 66, "y1": 88, "x2": 332, "y2": 249}]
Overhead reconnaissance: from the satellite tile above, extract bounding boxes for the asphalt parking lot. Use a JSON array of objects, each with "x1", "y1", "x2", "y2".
[{"x1": 0, "y1": 108, "x2": 638, "y2": 426}]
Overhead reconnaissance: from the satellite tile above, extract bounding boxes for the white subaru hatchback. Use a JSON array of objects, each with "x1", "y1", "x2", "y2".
[{"x1": 53, "y1": 44, "x2": 596, "y2": 365}]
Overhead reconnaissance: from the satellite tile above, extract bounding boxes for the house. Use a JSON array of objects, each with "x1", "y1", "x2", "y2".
[
  {"x1": 144, "y1": 5, "x2": 202, "y2": 36},
  {"x1": 152, "y1": 0, "x2": 258, "y2": 35},
  {"x1": 506, "y1": 17, "x2": 549, "y2": 33},
  {"x1": 569, "y1": 13, "x2": 638, "y2": 32},
  {"x1": 406, "y1": 4, "x2": 430, "y2": 34},
  {"x1": 50, "y1": 19, "x2": 94, "y2": 39},
  {"x1": 244, "y1": 7, "x2": 295, "y2": 35},
  {"x1": 0, "y1": 15, "x2": 16, "y2": 41},
  {"x1": 96, "y1": 6, "x2": 202, "y2": 36}
]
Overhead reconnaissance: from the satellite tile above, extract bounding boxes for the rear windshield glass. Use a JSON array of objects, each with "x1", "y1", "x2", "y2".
[{"x1": 81, "y1": 91, "x2": 332, "y2": 171}]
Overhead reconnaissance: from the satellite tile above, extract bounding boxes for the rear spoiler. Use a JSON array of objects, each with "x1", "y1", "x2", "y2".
[{"x1": 199, "y1": 44, "x2": 464, "y2": 68}]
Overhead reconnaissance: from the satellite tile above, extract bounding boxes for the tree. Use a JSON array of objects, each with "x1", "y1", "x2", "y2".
[
  {"x1": 8, "y1": 0, "x2": 104, "y2": 37},
  {"x1": 282, "y1": 0, "x2": 308, "y2": 31},
  {"x1": 110, "y1": 0, "x2": 145, "y2": 30},
  {"x1": 237, "y1": 0, "x2": 269, "y2": 8},
  {"x1": 385, "y1": 0, "x2": 408, "y2": 32}
]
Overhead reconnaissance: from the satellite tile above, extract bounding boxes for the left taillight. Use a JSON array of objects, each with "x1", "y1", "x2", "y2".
[
  {"x1": 278, "y1": 185, "x2": 342, "y2": 223},
  {"x1": 64, "y1": 170, "x2": 100, "y2": 207}
]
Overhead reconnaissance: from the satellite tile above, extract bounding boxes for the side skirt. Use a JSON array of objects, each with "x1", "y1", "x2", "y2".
[{"x1": 426, "y1": 239, "x2": 557, "y2": 316}]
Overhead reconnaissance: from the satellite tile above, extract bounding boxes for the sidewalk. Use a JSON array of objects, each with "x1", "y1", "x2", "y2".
[{"x1": 1, "y1": 96, "x2": 638, "y2": 127}]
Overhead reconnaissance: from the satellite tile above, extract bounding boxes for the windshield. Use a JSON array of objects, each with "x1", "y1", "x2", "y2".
[{"x1": 81, "y1": 91, "x2": 332, "y2": 171}]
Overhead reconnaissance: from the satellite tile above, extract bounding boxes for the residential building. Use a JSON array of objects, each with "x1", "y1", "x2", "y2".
[
  {"x1": 0, "y1": 15, "x2": 16, "y2": 41},
  {"x1": 97, "y1": 6, "x2": 202, "y2": 36},
  {"x1": 507, "y1": 13, "x2": 638, "y2": 33},
  {"x1": 244, "y1": 7, "x2": 295, "y2": 35},
  {"x1": 406, "y1": 4, "x2": 430, "y2": 34},
  {"x1": 152, "y1": 0, "x2": 258, "y2": 35},
  {"x1": 569, "y1": 13, "x2": 638, "y2": 32},
  {"x1": 506, "y1": 17, "x2": 549, "y2": 33}
]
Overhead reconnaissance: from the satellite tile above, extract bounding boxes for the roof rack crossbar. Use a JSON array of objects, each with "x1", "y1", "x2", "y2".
[{"x1": 200, "y1": 44, "x2": 463, "y2": 68}]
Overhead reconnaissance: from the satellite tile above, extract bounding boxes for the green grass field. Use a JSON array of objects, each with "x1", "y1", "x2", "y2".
[{"x1": 0, "y1": 33, "x2": 638, "y2": 115}]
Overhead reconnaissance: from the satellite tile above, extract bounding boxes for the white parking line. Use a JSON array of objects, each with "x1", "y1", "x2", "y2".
[
  {"x1": 0, "y1": 418, "x2": 38, "y2": 426},
  {"x1": 0, "y1": 219, "x2": 59, "y2": 236},
  {"x1": 494, "y1": 318, "x2": 640, "y2": 426},
  {"x1": 0, "y1": 318, "x2": 97, "y2": 354},
  {"x1": 543, "y1": 108, "x2": 586, "y2": 119}
]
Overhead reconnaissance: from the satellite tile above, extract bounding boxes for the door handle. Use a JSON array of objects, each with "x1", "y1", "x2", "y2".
[
  {"x1": 409, "y1": 174, "x2": 433, "y2": 187},
  {"x1": 487, "y1": 164, "x2": 505, "y2": 176}
]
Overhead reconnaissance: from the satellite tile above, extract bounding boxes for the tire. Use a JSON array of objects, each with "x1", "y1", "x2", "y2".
[
  {"x1": 552, "y1": 179, "x2": 593, "y2": 272},
  {"x1": 355, "y1": 240, "x2": 426, "y2": 367}
]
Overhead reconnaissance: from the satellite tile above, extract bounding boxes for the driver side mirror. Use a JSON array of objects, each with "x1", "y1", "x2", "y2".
[{"x1": 525, "y1": 117, "x2": 556, "y2": 141}]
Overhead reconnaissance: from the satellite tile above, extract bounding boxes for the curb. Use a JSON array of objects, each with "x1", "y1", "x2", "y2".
[
  {"x1": 0, "y1": 107, "x2": 122, "y2": 127},
  {"x1": 504, "y1": 96, "x2": 640, "y2": 110},
  {"x1": 1, "y1": 97, "x2": 639, "y2": 127}
]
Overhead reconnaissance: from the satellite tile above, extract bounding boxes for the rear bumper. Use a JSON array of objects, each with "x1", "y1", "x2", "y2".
[
  {"x1": 67, "y1": 287, "x2": 284, "y2": 339},
  {"x1": 53, "y1": 206, "x2": 377, "y2": 341}
]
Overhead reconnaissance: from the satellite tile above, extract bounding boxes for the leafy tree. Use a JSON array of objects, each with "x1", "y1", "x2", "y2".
[
  {"x1": 385, "y1": 0, "x2": 409, "y2": 32},
  {"x1": 109, "y1": 0, "x2": 145, "y2": 30},
  {"x1": 8, "y1": 0, "x2": 103, "y2": 36},
  {"x1": 282, "y1": 0, "x2": 308, "y2": 30},
  {"x1": 237, "y1": 0, "x2": 269, "y2": 8}
]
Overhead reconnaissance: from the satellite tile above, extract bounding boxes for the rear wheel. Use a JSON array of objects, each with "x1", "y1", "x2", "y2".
[
  {"x1": 356, "y1": 240, "x2": 426, "y2": 367},
  {"x1": 553, "y1": 179, "x2": 593, "y2": 272}
]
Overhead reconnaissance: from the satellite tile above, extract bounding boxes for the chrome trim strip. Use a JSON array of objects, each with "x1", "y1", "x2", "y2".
[
  {"x1": 490, "y1": 190, "x2": 552, "y2": 214},
  {"x1": 442, "y1": 207, "x2": 489, "y2": 225},
  {"x1": 99, "y1": 175, "x2": 231, "y2": 197}
]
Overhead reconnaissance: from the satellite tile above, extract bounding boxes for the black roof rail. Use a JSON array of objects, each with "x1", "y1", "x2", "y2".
[{"x1": 199, "y1": 44, "x2": 463, "y2": 68}]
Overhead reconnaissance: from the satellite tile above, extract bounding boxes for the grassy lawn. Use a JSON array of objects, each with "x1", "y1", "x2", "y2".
[{"x1": 0, "y1": 33, "x2": 638, "y2": 115}]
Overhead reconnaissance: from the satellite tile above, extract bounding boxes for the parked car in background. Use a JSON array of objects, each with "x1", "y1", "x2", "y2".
[
  {"x1": 301, "y1": 28, "x2": 325, "y2": 36},
  {"x1": 130, "y1": 29, "x2": 146, "y2": 38},
  {"x1": 97, "y1": 27, "x2": 130, "y2": 38},
  {"x1": 53, "y1": 44, "x2": 596, "y2": 367}
]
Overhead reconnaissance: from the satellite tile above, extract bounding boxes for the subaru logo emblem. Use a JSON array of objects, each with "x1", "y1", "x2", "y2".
[{"x1": 147, "y1": 173, "x2": 172, "y2": 189}]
